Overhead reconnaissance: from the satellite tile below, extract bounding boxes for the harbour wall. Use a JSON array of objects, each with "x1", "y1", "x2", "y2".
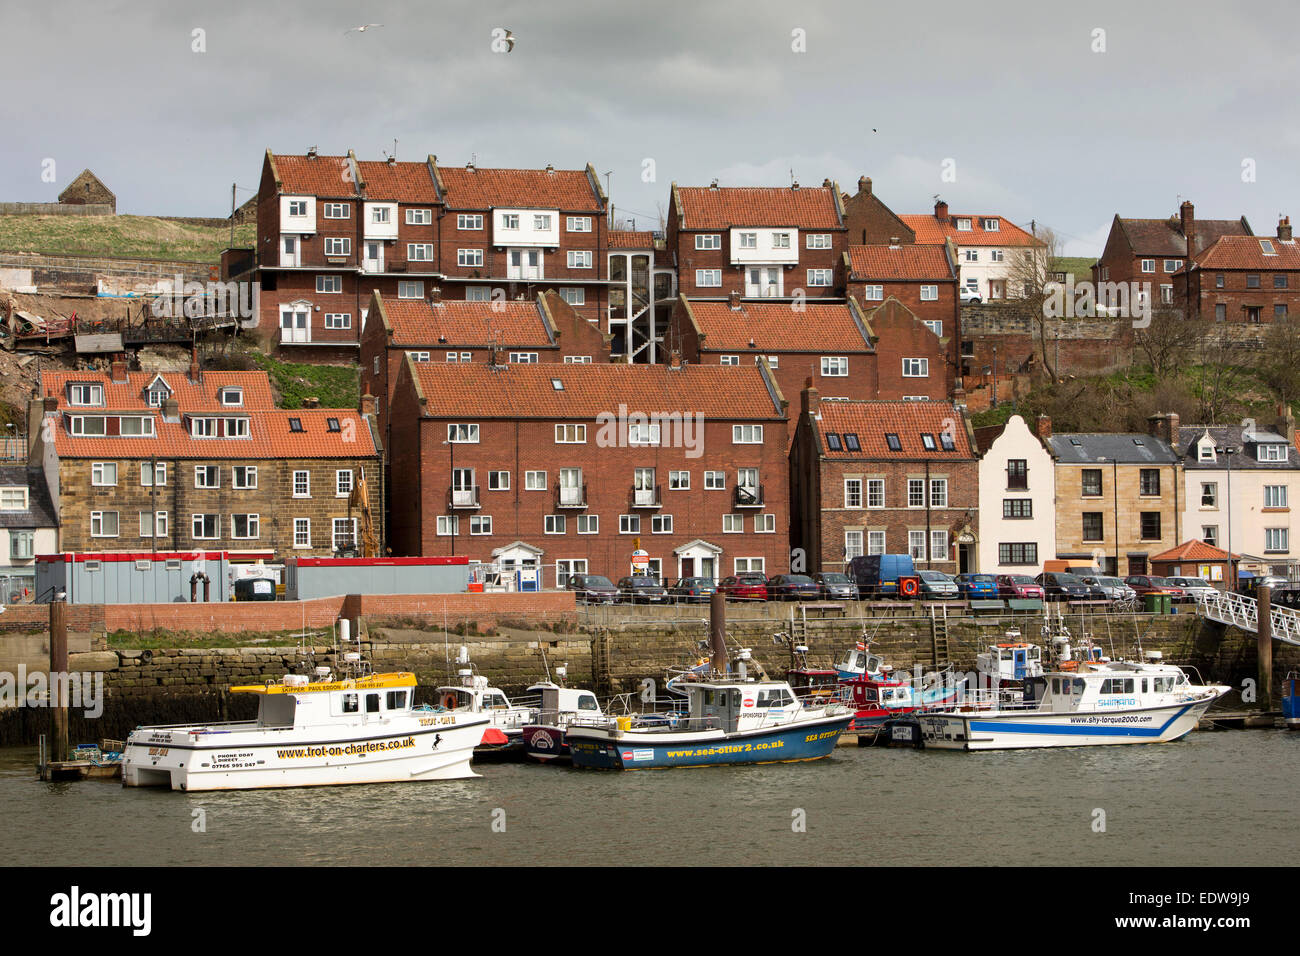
[{"x1": 0, "y1": 607, "x2": 1285, "y2": 744}]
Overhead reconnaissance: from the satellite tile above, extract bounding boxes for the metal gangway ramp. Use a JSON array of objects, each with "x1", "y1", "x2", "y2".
[{"x1": 1194, "y1": 591, "x2": 1300, "y2": 646}]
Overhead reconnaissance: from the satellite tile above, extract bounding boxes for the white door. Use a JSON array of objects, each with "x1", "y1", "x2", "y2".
[
  {"x1": 559, "y1": 468, "x2": 583, "y2": 506},
  {"x1": 745, "y1": 267, "x2": 781, "y2": 297},
  {"x1": 451, "y1": 469, "x2": 475, "y2": 507},
  {"x1": 634, "y1": 468, "x2": 656, "y2": 506},
  {"x1": 363, "y1": 241, "x2": 383, "y2": 273},
  {"x1": 280, "y1": 307, "x2": 309, "y2": 343},
  {"x1": 280, "y1": 236, "x2": 299, "y2": 267}
]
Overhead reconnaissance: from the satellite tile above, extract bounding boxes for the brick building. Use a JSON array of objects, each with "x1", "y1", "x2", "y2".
[
  {"x1": 255, "y1": 149, "x2": 609, "y2": 357},
  {"x1": 894, "y1": 201, "x2": 1041, "y2": 303},
  {"x1": 790, "y1": 389, "x2": 979, "y2": 575},
  {"x1": 1047, "y1": 416, "x2": 1182, "y2": 575},
  {"x1": 30, "y1": 360, "x2": 383, "y2": 558},
  {"x1": 1178, "y1": 219, "x2": 1300, "y2": 323},
  {"x1": 666, "y1": 181, "x2": 847, "y2": 300},
  {"x1": 1092, "y1": 202, "x2": 1253, "y2": 311},
  {"x1": 58, "y1": 169, "x2": 116, "y2": 212},
  {"x1": 361, "y1": 289, "x2": 610, "y2": 444},
  {"x1": 841, "y1": 176, "x2": 915, "y2": 246},
  {"x1": 386, "y1": 358, "x2": 791, "y2": 586}
]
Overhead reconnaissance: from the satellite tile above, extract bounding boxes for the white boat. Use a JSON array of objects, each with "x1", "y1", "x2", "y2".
[
  {"x1": 520, "y1": 674, "x2": 604, "y2": 763},
  {"x1": 122, "y1": 655, "x2": 489, "y2": 790},
  {"x1": 435, "y1": 646, "x2": 538, "y2": 753},
  {"x1": 919, "y1": 648, "x2": 1229, "y2": 751},
  {"x1": 974, "y1": 628, "x2": 1044, "y2": 686}
]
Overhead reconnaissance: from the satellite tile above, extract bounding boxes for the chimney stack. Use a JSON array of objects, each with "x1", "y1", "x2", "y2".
[
  {"x1": 1280, "y1": 217, "x2": 1293, "y2": 242},
  {"x1": 430, "y1": 285, "x2": 442, "y2": 304},
  {"x1": 1180, "y1": 201, "x2": 1196, "y2": 256},
  {"x1": 889, "y1": 236, "x2": 901, "y2": 249},
  {"x1": 1277, "y1": 403, "x2": 1296, "y2": 443},
  {"x1": 188, "y1": 347, "x2": 201, "y2": 385},
  {"x1": 1036, "y1": 414, "x2": 1052, "y2": 440},
  {"x1": 161, "y1": 397, "x2": 180, "y2": 423},
  {"x1": 360, "y1": 393, "x2": 377, "y2": 417},
  {"x1": 822, "y1": 178, "x2": 832, "y2": 188},
  {"x1": 110, "y1": 354, "x2": 128, "y2": 384},
  {"x1": 858, "y1": 176, "x2": 872, "y2": 197},
  {"x1": 802, "y1": 378, "x2": 820, "y2": 419},
  {"x1": 728, "y1": 291, "x2": 742, "y2": 310},
  {"x1": 1146, "y1": 411, "x2": 1178, "y2": 445},
  {"x1": 669, "y1": 350, "x2": 683, "y2": 369},
  {"x1": 935, "y1": 199, "x2": 949, "y2": 222}
]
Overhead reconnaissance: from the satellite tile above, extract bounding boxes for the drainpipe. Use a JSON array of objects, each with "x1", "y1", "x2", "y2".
[{"x1": 925, "y1": 459, "x2": 932, "y2": 569}]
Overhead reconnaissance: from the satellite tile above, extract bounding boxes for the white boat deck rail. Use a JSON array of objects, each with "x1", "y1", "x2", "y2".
[{"x1": 1194, "y1": 591, "x2": 1300, "y2": 646}]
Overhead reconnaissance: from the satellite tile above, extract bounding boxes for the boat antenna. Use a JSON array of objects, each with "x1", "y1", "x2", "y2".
[{"x1": 540, "y1": 645, "x2": 552, "y2": 682}]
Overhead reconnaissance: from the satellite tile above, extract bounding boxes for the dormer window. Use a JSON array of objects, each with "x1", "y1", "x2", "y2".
[
  {"x1": 983, "y1": 218, "x2": 1000, "y2": 231},
  {"x1": 1198, "y1": 442, "x2": 1216, "y2": 462},
  {"x1": 219, "y1": 387, "x2": 243, "y2": 407},
  {"x1": 956, "y1": 218, "x2": 972, "y2": 231},
  {"x1": 67, "y1": 383, "x2": 103, "y2": 406},
  {"x1": 1258, "y1": 443, "x2": 1287, "y2": 462},
  {"x1": 148, "y1": 389, "x2": 168, "y2": 407}
]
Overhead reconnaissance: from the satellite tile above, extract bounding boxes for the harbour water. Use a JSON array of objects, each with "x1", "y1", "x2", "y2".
[{"x1": 3, "y1": 731, "x2": 1296, "y2": 867}]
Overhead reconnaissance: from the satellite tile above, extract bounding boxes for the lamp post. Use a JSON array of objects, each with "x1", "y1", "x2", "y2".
[{"x1": 1216, "y1": 445, "x2": 1237, "y2": 591}]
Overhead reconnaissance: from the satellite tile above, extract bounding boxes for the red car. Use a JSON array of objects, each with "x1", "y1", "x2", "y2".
[
  {"x1": 719, "y1": 573, "x2": 768, "y2": 601},
  {"x1": 1124, "y1": 575, "x2": 1188, "y2": 602},
  {"x1": 995, "y1": 574, "x2": 1045, "y2": 600}
]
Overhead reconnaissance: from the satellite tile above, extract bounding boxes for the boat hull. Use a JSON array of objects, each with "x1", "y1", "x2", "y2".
[
  {"x1": 122, "y1": 715, "x2": 489, "y2": 791},
  {"x1": 521, "y1": 724, "x2": 571, "y2": 763},
  {"x1": 917, "y1": 697, "x2": 1219, "y2": 751},
  {"x1": 566, "y1": 713, "x2": 854, "y2": 770}
]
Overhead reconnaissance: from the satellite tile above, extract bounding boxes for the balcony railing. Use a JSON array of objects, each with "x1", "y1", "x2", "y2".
[
  {"x1": 448, "y1": 486, "x2": 481, "y2": 509},
  {"x1": 556, "y1": 483, "x2": 588, "y2": 509},
  {"x1": 733, "y1": 483, "x2": 764, "y2": 508},
  {"x1": 630, "y1": 484, "x2": 663, "y2": 509}
]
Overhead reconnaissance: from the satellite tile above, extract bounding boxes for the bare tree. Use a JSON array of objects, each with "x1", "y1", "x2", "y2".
[
  {"x1": 1260, "y1": 319, "x2": 1300, "y2": 409},
  {"x1": 1192, "y1": 333, "x2": 1246, "y2": 424},
  {"x1": 1134, "y1": 309, "x2": 1204, "y2": 380},
  {"x1": 1002, "y1": 226, "x2": 1059, "y2": 382}
]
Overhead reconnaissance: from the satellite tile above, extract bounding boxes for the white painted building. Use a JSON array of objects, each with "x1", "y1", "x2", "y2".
[
  {"x1": 902, "y1": 202, "x2": 1043, "y2": 301},
  {"x1": 1178, "y1": 418, "x2": 1300, "y2": 578},
  {"x1": 0, "y1": 466, "x2": 59, "y2": 602},
  {"x1": 977, "y1": 414, "x2": 1057, "y2": 574}
]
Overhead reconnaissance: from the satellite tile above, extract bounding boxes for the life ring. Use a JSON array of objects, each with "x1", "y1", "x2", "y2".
[
  {"x1": 1059, "y1": 661, "x2": 1078, "y2": 672},
  {"x1": 900, "y1": 577, "x2": 919, "y2": 598},
  {"x1": 440, "y1": 692, "x2": 459, "y2": 710}
]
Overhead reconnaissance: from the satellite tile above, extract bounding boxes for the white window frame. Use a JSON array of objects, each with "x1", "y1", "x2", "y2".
[
  {"x1": 294, "y1": 518, "x2": 311, "y2": 548},
  {"x1": 903, "y1": 358, "x2": 929, "y2": 377},
  {"x1": 732, "y1": 424, "x2": 763, "y2": 444},
  {"x1": 695, "y1": 234, "x2": 721, "y2": 250},
  {"x1": 457, "y1": 249, "x2": 484, "y2": 267},
  {"x1": 91, "y1": 462, "x2": 117, "y2": 487},
  {"x1": 567, "y1": 250, "x2": 593, "y2": 269},
  {"x1": 293, "y1": 470, "x2": 310, "y2": 498},
  {"x1": 448, "y1": 423, "x2": 480, "y2": 443},
  {"x1": 696, "y1": 269, "x2": 722, "y2": 288},
  {"x1": 406, "y1": 208, "x2": 433, "y2": 225},
  {"x1": 233, "y1": 465, "x2": 258, "y2": 490},
  {"x1": 555, "y1": 424, "x2": 587, "y2": 444},
  {"x1": 821, "y1": 356, "x2": 848, "y2": 377},
  {"x1": 457, "y1": 214, "x2": 484, "y2": 230}
]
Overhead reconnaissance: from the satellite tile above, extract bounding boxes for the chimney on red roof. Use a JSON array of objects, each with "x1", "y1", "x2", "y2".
[
  {"x1": 934, "y1": 199, "x2": 948, "y2": 222},
  {"x1": 1036, "y1": 414, "x2": 1052, "y2": 440},
  {"x1": 889, "y1": 236, "x2": 901, "y2": 249},
  {"x1": 801, "y1": 379, "x2": 819, "y2": 420},
  {"x1": 360, "y1": 393, "x2": 377, "y2": 417},
  {"x1": 546, "y1": 163, "x2": 554, "y2": 173},
  {"x1": 858, "y1": 176, "x2": 872, "y2": 197},
  {"x1": 1180, "y1": 201, "x2": 1196, "y2": 255},
  {"x1": 161, "y1": 397, "x2": 179, "y2": 423},
  {"x1": 42, "y1": 394, "x2": 57, "y2": 413},
  {"x1": 188, "y1": 347, "x2": 201, "y2": 385},
  {"x1": 1279, "y1": 217, "x2": 1293, "y2": 242},
  {"x1": 386, "y1": 155, "x2": 396, "y2": 166},
  {"x1": 669, "y1": 350, "x2": 683, "y2": 369},
  {"x1": 490, "y1": 347, "x2": 504, "y2": 367},
  {"x1": 110, "y1": 354, "x2": 128, "y2": 384},
  {"x1": 728, "y1": 291, "x2": 741, "y2": 310},
  {"x1": 822, "y1": 178, "x2": 832, "y2": 188},
  {"x1": 430, "y1": 285, "x2": 442, "y2": 304},
  {"x1": 952, "y1": 386, "x2": 966, "y2": 409}
]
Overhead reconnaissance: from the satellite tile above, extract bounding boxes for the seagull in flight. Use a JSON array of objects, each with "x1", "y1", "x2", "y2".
[
  {"x1": 503, "y1": 29, "x2": 516, "y2": 51},
  {"x1": 344, "y1": 23, "x2": 383, "y2": 35}
]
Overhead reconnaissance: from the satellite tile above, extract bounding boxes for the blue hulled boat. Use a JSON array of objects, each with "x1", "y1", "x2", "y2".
[{"x1": 565, "y1": 678, "x2": 854, "y2": 770}]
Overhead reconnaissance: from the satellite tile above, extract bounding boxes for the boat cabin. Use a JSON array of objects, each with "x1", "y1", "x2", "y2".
[
  {"x1": 786, "y1": 668, "x2": 839, "y2": 702},
  {"x1": 977, "y1": 642, "x2": 1044, "y2": 684},
  {"x1": 232, "y1": 672, "x2": 418, "y2": 729},
  {"x1": 436, "y1": 674, "x2": 512, "y2": 712},
  {"x1": 1026, "y1": 664, "x2": 1194, "y2": 711},
  {"x1": 685, "y1": 680, "x2": 803, "y2": 732},
  {"x1": 530, "y1": 682, "x2": 601, "y2": 723},
  {"x1": 836, "y1": 646, "x2": 885, "y2": 681},
  {"x1": 842, "y1": 678, "x2": 915, "y2": 712}
]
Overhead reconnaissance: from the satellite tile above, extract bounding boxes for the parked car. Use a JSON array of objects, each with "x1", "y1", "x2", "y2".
[
  {"x1": 669, "y1": 577, "x2": 717, "y2": 603},
  {"x1": 953, "y1": 573, "x2": 999, "y2": 599},
  {"x1": 1081, "y1": 575, "x2": 1137, "y2": 602},
  {"x1": 995, "y1": 574, "x2": 1045, "y2": 601},
  {"x1": 719, "y1": 573, "x2": 768, "y2": 602},
  {"x1": 1124, "y1": 575, "x2": 1188, "y2": 602},
  {"x1": 812, "y1": 572, "x2": 857, "y2": 601},
  {"x1": 1036, "y1": 571, "x2": 1091, "y2": 601},
  {"x1": 848, "y1": 554, "x2": 918, "y2": 599},
  {"x1": 566, "y1": 573, "x2": 619, "y2": 604},
  {"x1": 767, "y1": 574, "x2": 820, "y2": 601},
  {"x1": 616, "y1": 576, "x2": 669, "y2": 604},
  {"x1": 1164, "y1": 577, "x2": 1218, "y2": 602},
  {"x1": 1237, "y1": 574, "x2": 1290, "y2": 597},
  {"x1": 959, "y1": 287, "x2": 982, "y2": 305},
  {"x1": 917, "y1": 569, "x2": 959, "y2": 600}
]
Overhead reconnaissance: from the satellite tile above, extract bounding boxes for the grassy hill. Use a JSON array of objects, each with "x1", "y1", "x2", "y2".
[{"x1": 0, "y1": 214, "x2": 254, "y2": 262}]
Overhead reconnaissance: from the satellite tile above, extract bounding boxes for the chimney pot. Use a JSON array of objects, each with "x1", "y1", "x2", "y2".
[
  {"x1": 858, "y1": 176, "x2": 871, "y2": 196},
  {"x1": 110, "y1": 355, "x2": 128, "y2": 384},
  {"x1": 188, "y1": 347, "x2": 201, "y2": 385},
  {"x1": 360, "y1": 393, "x2": 377, "y2": 416},
  {"x1": 430, "y1": 285, "x2": 442, "y2": 303},
  {"x1": 935, "y1": 199, "x2": 949, "y2": 222},
  {"x1": 889, "y1": 236, "x2": 900, "y2": 248},
  {"x1": 728, "y1": 291, "x2": 741, "y2": 310},
  {"x1": 802, "y1": 381, "x2": 820, "y2": 420},
  {"x1": 669, "y1": 350, "x2": 682, "y2": 369},
  {"x1": 1036, "y1": 414, "x2": 1052, "y2": 440},
  {"x1": 1279, "y1": 216, "x2": 1293, "y2": 242}
]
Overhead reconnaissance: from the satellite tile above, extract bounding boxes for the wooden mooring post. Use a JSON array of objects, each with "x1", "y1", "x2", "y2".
[
  {"x1": 49, "y1": 598, "x2": 68, "y2": 763},
  {"x1": 1258, "y1": 585, "x2": 1273, "y2": 710}
]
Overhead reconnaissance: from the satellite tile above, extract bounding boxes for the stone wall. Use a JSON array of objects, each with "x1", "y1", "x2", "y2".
[{"x1": 0, "y1": 203, "x2": 114, "y2": 216}]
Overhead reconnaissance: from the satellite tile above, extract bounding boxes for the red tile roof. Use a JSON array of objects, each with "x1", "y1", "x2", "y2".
[
  {"x1": 900, "y1": 213, "x2": 1039, "y2": 247},
  {"x1": 683, "y1": 300, "x2": 872, "y2": 353},
  {"x1": 674, "y1": 185, "x2": 843, "y2": 230},
  {"x1": 816, "y1": 401, "x2": 974, "y2": 459},
  {"x1": 1118, "y1": 216, "x2": 1251, "y2": 257},
  {"x1": 1150, "y1": 539, "x2": 1238, "y2": 562},
  {"x1": 409, "y1": 362, "x2": 784, "y2": 420},
  {"x1": 436, "y1": 165, "x2": 603, "y2": 211},
  {"x1": 380, "y1": 298, "x2": 554, "y2": 348},
  {"x1": 53, "y1": 409, "x2": 376, "y2": 460},
  {"x1": 356, "y1": 160, "x2": 438, "y2": 204},
  {"x1": 608, "y1": 230, "x2": 657, "y2": 249},
  {"x1": 847, "y1": 244, "x2": 956, "y2": 281},
  {"x1": 271, "y1": 154, "x2": 359, "y2": 197},
  {"x1": 42, "y1": 371, "x2": 278, "y2": 412},
  {"x1": 1190, "y1": 234, "x2": 1300, "y2": 270}
]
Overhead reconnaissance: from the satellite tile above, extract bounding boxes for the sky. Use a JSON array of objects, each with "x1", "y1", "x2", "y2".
[{"x1": 3, "y1": 0, "x2": 1298, "y2": 257}]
